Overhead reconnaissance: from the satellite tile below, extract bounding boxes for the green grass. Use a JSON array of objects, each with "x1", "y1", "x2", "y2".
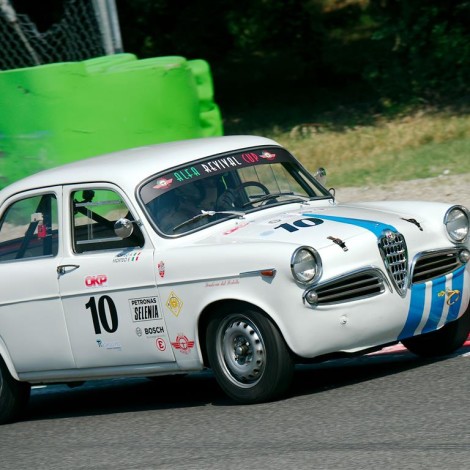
[{"x1": 259, "y1": 110, "x2": 470, "y2": 188}]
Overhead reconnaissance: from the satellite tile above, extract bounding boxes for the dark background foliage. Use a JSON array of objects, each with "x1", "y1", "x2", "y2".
[
  {"x1": 115, "y1": 0, "x2": 469, "y2": 129},
  {"x1": 12, "y1": 0, "x2": 470, "y2": 130}
]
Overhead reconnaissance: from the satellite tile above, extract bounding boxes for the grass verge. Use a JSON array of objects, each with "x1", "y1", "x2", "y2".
[{"x1": 270, "y1": 110, "x2": 470, "y2": 188}]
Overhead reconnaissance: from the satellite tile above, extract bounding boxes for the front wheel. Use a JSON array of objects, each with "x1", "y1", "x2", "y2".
[
  {"x1": 206, "y1": 309, "x2": 294, "y2": 404},
  {"x1": 402, "y1": 304, "x2": 470, "y2": 357},
  {"x1": 0, "y1": 356, "x2": 30, "y2": 425}
]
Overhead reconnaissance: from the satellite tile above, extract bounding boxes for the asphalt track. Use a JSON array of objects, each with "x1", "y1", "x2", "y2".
[{"x1": 1, "y1": 340, "x2": 470, "y2": 470}]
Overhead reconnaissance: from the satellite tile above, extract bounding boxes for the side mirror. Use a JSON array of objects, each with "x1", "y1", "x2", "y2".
[
  {"x1": 313, "y1": 167, "x2": 327, "y2": 186},
  {"x1": 114, "y1": 218, "x2": 134, "y2": 238}
]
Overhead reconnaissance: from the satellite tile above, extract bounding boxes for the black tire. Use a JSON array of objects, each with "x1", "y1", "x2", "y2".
[
  {"x1": 402, "y1": 304, "x2": 470, "y2": 357},
  {"x1": 0, "y1": 356, "x2": 30, "y2": 425},
  {"x1": 206, "y1": 308, "x2": 294, "y2": 404}
]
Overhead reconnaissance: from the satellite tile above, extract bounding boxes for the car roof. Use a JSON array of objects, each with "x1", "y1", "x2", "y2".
[{"x1": 1, "y1": 135, "x2": 280, "y2": 198}]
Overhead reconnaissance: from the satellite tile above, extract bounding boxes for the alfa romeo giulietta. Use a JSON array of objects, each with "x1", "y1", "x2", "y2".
[{"x1": 0, "y1": 135, "x2": 469, "y2": 423}]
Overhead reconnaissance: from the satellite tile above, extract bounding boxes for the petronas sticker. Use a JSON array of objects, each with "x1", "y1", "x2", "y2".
[{"x1": 166, "y1": 291, "x2": 183, "y2": 317}]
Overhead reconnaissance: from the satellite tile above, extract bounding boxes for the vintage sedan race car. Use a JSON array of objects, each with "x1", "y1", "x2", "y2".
[{"x1": 0, "y1": 135, "x2": 469, "y2": 423}]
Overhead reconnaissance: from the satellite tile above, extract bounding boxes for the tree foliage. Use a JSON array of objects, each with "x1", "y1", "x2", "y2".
[
  {"x1": 116, "y1": 0, "x2": 468, "y2": 109},
  {"x1": 366, "y1": 0, "x2": 470, "y2": 101}
]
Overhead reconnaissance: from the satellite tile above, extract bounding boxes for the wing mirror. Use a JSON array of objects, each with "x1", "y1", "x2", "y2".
[
  {"x1": 114, "y1": 218, "x2": 134, "y2": 238},
  {"x1": 313, "y1": 167, "x2": 327, "y2": 186}
]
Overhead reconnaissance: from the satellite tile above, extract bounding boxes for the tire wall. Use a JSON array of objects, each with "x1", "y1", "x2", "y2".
[{"x1": 0, "y1": 54, "x2": 223, "y2": 189}]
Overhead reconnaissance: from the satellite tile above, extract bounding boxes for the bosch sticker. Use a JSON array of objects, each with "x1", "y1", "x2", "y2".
[{"x1": 144, "y1": 326, "x2": 165, "y2": 335}]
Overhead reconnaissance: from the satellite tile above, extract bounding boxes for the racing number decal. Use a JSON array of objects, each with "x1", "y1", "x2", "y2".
[
  {"x1": 86, "y1": 295, "x2": 118, "y2": 334},
  {"x1": 275, "y1": 217, "x2": 324, "y2": 233}
]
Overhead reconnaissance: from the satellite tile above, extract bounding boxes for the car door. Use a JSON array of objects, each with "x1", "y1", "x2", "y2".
[
  {"x1": 0, "y1": 188, "x2": 75, "y2": 374},
  {"x1": 57, "y1": 184, "x2": 175, "y2": 368}
]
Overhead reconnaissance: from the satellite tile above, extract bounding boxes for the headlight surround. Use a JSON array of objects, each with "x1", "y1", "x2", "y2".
[
  {"x1": 291, "y1": 246, "x2": 322, "y2": 284},
  {"x1": 444, "y1": 206, "x2": 469, "y2": 243}
]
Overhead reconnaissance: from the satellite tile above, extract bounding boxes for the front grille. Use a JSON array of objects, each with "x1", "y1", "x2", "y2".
[
  {"x1": 378, "y1": 231, "x2": 408, "y2": 296},
  {"x1": 312, "y1": 269, "x2": 388, "y2": 305},
  {"x1": 412, "y1": 249, "x2": 463, "y2": 284}
]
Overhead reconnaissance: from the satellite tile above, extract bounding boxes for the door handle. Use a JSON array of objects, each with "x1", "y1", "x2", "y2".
[{"x1": 57, "y1": 264, "x2": 80, "y2": 275}]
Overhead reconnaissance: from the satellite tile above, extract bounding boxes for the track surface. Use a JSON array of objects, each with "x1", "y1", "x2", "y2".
[{"x1": 1, "y1": 341, "x2": 470, "y2": 469}]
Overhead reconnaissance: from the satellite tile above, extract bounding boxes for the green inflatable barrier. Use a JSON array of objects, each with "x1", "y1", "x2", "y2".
[{"x1": 0, "y1": 54, "x2": 223, "y2": 189}]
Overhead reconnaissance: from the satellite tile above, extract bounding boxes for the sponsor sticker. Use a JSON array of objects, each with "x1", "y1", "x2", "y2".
[
  {"x1": 166, "y1": 291, "x2": 183, "y2": 317},
  {"x1": 129, "y1": 297, "x2": 161, "y2": 322},
  {"x1": 158, "y1": 261, "x2": 165, "y2": 278},
  {"x1": 144, "y1": 326, "x2": 165, "y2": 336},
  {"x1": 85, "y1": 274, "x2": 108, "y2": 287},
  {"x1": 171, "y1": 334, "x2": 194, "y2": 354},
  {"x1": 113, "y1": 251, "x2": 141, "y2": 263},
  {"x1": 223, "y1": 222, "x2": 249, "y2": 235},
  {"x1": 96, "y1": 339, "x2": 122, "y2": 350},
  {"x1": 153, "y1": 177, "x2": 174, "y2": 190},
  {"x1": 259, "y1": 151, "x2": 276, "y2": 160}
]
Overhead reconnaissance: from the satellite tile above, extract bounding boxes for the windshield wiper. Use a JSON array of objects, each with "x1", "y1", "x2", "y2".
[
  {"x1": 242, "y1": 192, "x2": 309, "y2": 208},
  {"x1": 172, "y1": 209, "x2": 245, "y2": 232}
]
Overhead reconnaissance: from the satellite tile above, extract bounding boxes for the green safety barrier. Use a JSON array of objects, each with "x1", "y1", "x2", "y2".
[{"x1": 0, "y1": 54, "x2": 223, "y2": 189}]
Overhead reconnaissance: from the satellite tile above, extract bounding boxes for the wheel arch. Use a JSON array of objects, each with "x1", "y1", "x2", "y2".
[
  {"x1": 197, "y1": 298, "x2": 291, "y2": 368},
  {"x1": 0, "y1": 336, "x2": 20, "y2": 381}
]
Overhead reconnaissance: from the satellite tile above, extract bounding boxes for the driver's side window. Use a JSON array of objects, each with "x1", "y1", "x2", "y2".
[{"x1": 72, "y1": 188, "x2": 144, "y2": 253}]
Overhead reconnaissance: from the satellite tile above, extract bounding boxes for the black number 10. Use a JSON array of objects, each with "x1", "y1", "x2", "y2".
[{"x1": 86, "y1": 295, "x2": 118, "y2": 334}]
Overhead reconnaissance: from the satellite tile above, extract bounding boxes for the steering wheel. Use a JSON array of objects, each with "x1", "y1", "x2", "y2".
[
  {"x1": 233, "y1": 181, "x2": 270, "y2": 207},
  {"x1": 216, "y1": 181, "x2": 270, "y2": 210},
  {"x1": 236, "y1": 181, "x2": 269, "y2": 196}
]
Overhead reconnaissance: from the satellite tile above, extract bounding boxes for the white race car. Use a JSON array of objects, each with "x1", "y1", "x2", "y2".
[{"x1": 0, "y1": 135, "x2": 469, "y2": 423}]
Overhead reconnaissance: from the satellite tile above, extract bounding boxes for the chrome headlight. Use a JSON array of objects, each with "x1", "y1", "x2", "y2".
[
  {"x1": 444, "y1": 206, "x2": 469, "y2": 243},
  {"x1": 291, "y1": 247, "x2": 321, "y2": 284}
]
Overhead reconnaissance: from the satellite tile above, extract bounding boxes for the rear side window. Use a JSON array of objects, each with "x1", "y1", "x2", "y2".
[
  {"x1": 0, "y1": 194, "x2": 58, "y2": 262},
  {"x1": 72, "y1": 188, "x2": 144, "y2": 253}
]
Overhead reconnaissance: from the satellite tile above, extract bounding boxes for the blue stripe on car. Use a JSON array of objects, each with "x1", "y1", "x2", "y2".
[
  {"x1": 447, "y1": 265, "x2": 465, "y2": 322},
  {"x1": 398, "y1": 283, "x2": 426, "y2": 340},
  {"x1": 301, "y1": 213, "x2": 397, "y2": 237},
  {"x1": 421, "y1": 277, "x2": 447, "y2": 334},
  {"x1": 399, "y1": 265, "x2": 465, "y2": 340}
]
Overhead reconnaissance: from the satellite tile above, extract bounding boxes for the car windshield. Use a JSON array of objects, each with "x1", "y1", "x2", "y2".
[{"x1": 139, "y1": 146, "x2": 330, "y2": 235}]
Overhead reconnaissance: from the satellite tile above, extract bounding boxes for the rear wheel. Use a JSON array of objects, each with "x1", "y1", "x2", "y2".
[
  {"x1": 402, "y1": 304, "x2": 470, "y2": 357},
  {"x1": 206, "y1": 308, "x2": 294, "y2": 404},
  {"x1": 0, "y1": 356, "x2": 30, "y2": 425}
]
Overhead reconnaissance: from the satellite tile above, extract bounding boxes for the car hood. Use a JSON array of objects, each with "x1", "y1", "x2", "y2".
[{"x1": 203, "y1": 200, "x2": 450, "y2": 250}]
